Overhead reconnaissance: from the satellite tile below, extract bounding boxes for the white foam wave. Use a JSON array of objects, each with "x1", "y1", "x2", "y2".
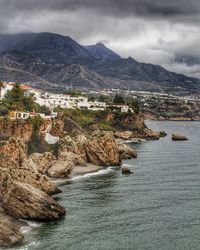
[
  {"x1": 71, "y1": 167, "x2": 114, "y2": 181},
  {"x1": 19, "y1": 241, "x2": 41, "y2": 250},
  {"x1": 122, "y1": 164, "x2": 131, "y2": 167},
  {"x1": 20, "y1": 220, "x2": 42, "y2": 234}
]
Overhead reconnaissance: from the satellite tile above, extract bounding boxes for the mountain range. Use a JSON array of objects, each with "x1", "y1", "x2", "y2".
[{"x1": 0, "y1": 32, "x2": 199, "y2": 95}]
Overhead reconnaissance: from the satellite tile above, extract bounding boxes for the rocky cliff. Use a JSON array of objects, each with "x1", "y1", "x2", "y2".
[{"x1": 0, "y1": 111, "x2": 158, "y2": 247}]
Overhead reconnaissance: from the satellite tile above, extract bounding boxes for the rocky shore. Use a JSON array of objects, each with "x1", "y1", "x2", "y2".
[{"x1": 0, "y1": 113, "x2": 161, "y2": 248}]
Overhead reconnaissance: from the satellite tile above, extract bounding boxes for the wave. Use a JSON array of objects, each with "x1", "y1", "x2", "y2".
[
  {"x1": 20, "y1": 220, "x2": 42, "y2": 234},
  {"x1": 71, "y1": 167, "x2": 114, "y2": 181},
  {"x1": 19, "y1": 241, "x2": 41, "y2": 250}
]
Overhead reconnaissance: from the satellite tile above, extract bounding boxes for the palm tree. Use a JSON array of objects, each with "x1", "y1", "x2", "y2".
[{"x1": 0, "y1": 80, "x2": 4, "y2": 100}]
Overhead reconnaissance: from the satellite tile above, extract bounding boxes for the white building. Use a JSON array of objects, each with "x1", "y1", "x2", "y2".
[
  {"x1": 77, "y1": 101, "x2": 106, "y2": 111},
  {"x1": 107, "y1": 104, "x2": 133, "y2": 113},
  {"x1": 0, "y1": 82, "x2": 15, "y2": 100}
]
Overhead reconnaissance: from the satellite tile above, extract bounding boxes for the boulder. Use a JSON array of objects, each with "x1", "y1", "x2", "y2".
[
  {"x1": 122, "y1": 167, "x2": 133, "y2": 174},
  {"x1": 57, "y1": 135, "x2": 87, "y2": 160},
  {"x1": 47, "y1": 160, "x2": 74, "y2": 178},
  {"x1": 84, "y1": 132, "x2": 121, "y2": 166},
  {"x1": 142, "y1": 128, "x2": 160, "y2": 140},
  {"x1": 172, "y1": 133, "x2": 188, "y2": 141},
  {"x1": 0, "y1": 139, "x2": 61, "y2": 195},
  {"x1": 0, "y1": 167, "x2": 61, "y2": 196},
  {"x1": 59, "y1": 152, "x2": 86, "y2": 167},
  {"x1": 2, "y1": 174, "x2": 66, "y2": 221},
  {"x1": 118, "y1": 143, "x2": 137, "y2": 159},
  {"x1": 114, "y1": 131, "x2": 133, "y2": 140},
  {"x1": 28, "y1": 152, "x2": 56, "y2": 174},
  {"x1": 159, "y1": 131, "x2": 167, "y2": 137},
  {"x1": 0, "y1": 220, "x2": 23, "y2": 248}
]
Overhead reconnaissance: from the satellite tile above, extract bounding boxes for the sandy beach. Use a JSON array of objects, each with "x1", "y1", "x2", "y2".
[{"x1": 68, "y1": 164, "x2": 103, "y2": 178}]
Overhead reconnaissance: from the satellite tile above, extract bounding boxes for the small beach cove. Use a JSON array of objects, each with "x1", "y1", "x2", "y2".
[{"x1": 7, "y1": 121, "x2": 200, "y2": 250}]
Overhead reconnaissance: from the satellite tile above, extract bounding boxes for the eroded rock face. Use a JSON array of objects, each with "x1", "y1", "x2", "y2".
[
  {"x1": 5, "y1": 168, "x2": 61, "y2": 195},
  {"x1": 0, "y1": 137, "x2": 61, "y2": 195},
  {"x1": 59, "y1": 152, "x2": 86, "y2": 167},
  {"x1": 172, "y1": 133, "x2": 188, "y2": 141},
  {"x1": 118, "y1": 143, "x2": 137, "y2": 160},
  {"x1": 84, "y1": 132, "x2": 121, "y2": 166},
  {"x1": 50, "y1": 117, "x2": 84, "y2": 137},
  {"x1": 139, "y1": 128, "x2": 160, "y2": 140},
  {"x1": 2, "y1": 175, "x2": 66, "y2": 221},
  {"x1": 47, "y1": 160, "x2": 74, "y2": 178},
  {"x1": 57, "y1": 135, "x2": 87, "y2": 160},
  {"x1": 0, "y1": 220, "x2": 23, "y2": 248},
  {"x1": 29, "y1": 152, "x2": 56, "y2": 174},
  {"x1": 57, "y1": 132, "x2": 121, "y2": 167},
  {"x1": 0, "y1": 137, "x2": 27, "y2": 169},
  {"x1": 0, "y1": 118, "x2": 33, "y2": 143},
  {"x1": 114, "y1": 131, "x2": 133, "y2": 140}
]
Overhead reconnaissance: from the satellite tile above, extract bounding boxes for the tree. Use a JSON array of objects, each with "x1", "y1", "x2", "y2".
[
  {"x1": 4, "y1": 83, "x2": 37, "y2": 112},
  {"x1": 0, "y1": 105, "x2": 8, "y2": 116},
  {"x1": 88, "y1": 96, "x2": 95, "y2": 102},
  {"x1": 113, "y1": 94, "x2": 125, "y2": 104},
  {"x1": 129, "y1": 99, "x2": 140, "y2": 114},
  {"x1": 98, "y1": 95, "x2": 111, "y2": 103},
  {"x1": 63, "y1": 90, "x2": 82, "y2": 97}
]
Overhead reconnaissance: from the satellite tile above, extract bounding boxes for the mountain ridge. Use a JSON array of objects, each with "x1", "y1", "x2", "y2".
[{"x1": 0, "y1": 32, "x2": 199, "y2": 95}]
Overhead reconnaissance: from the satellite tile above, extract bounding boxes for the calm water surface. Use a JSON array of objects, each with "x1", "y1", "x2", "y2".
[{"x1": 12, "y1": 121, "x2": 200, "y2": 250}]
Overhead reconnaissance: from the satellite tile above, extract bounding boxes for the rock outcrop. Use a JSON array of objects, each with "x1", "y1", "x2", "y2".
[
  {"x1": 172, "y1": 133, "x2": 188, "y2": 141},
  {"x1": 159, "y1": 131, "x2": 167, "y2": 137},
  {"x1": 0, "y1": 220, "x2": 23, "y2": 248},
  {"x1": 114, "y1": 131, "x2": 133, "y2": 140},
  {"x1": 5, "y1": 167, "x2": 61, "y2": 195},
  {"x1": 50, "y1": 117, "x2": 84, "y2": 137},
  {"x1": 84, "y1": 132, "x2": 121, "y2": 166},
  {"x1": 0, "y1": 137, "x2": 61, "y2": 195},
  {"x1": 0, "y1": 137, "x2": 27, "y2": 169},
  {"x1": 29, "y1": 152, "x2": 56, "y2": 174},
  {"x1": 47, "y1": 160, "x2": 74, "y2": 178},
  {"x1": 0, "y1": 118, "x2": 33, "y2": 143},
  {"x1": 59, "y1": 152, "x2": 86, "y2": 167},
  {"x1": 121, "y1": 167, "x2": 133, "y2": 174},
  {"x1": 118, "y1": 143, "x2": 137, "y2": 159},
  {"x1": 2, "y1": 174, "x2": 66, "y2": 221}
]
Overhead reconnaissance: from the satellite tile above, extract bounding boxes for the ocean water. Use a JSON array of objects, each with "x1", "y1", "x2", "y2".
[{"x1": 12, "y1": 121, "x2": 200, "y2": 250}]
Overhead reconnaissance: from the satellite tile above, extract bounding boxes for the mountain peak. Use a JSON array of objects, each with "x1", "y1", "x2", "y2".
[
  {"x1": 84, "y1": 43, "x2": 121, "y2": 61},
  {"x1": 96, "y1": 42, "x2": 105, "y2": 47}
]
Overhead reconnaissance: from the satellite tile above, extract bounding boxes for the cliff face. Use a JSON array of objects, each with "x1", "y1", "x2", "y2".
[
  {"x1": 0, "y1": 118, "x2": 33, "y2": 142},
  {"x1": 0, "y1": 112, "x2": 143, "y2": 247}
]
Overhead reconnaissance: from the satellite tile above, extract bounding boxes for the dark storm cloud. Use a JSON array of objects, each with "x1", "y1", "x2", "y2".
[
  {"x1": 1, "y1": 0, "x2": 200, "y2": 20},
  {"x1": 0, "y1": 0, "x2": 199, "y2": 78}
]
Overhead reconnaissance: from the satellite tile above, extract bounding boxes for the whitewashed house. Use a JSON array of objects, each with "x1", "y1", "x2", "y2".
[{"x1": 0, "y1": 82, "x2": 15, "y2": 100}]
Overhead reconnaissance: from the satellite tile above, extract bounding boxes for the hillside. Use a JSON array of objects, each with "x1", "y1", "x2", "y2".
[
  {"x1": 0, "y1": 51, "x2": 116, "y2": 90},
  {"x1": 0, "y1": 32, "x2": 199, "y2": 95}
]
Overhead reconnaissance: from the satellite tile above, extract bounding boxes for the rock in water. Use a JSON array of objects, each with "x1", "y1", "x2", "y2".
[
  {"x1": 2, "y1": 175, "x2": 66, "y2": 221},
  {"x1": 122, "y1": 167, "x2": 133, "y2": 174},
  {"x1": 159, "y1": 131, "x2": 167, "y2": 137},
  {"x1": 118, "y1": 143, "x2": 137, "y2": 159},
  {"x1": 172, "y1": 133, "x2": 188, "y2": 141},
  {"x1": 0, "y1": 220, "x2": 23, "y2": 247}
]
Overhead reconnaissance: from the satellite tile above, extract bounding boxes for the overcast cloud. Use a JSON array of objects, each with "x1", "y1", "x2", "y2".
[{"x1": 0, "y1": 0, "x2": 199, "y2": 77}]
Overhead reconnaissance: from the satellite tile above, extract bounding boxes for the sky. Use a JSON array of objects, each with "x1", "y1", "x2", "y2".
[{"x1": 0, "y1": 0, "x2": 200, "y2": 78}]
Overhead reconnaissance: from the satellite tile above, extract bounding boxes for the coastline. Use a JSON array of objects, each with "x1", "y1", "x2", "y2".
[{"x1": 69, "y1": 164, "x2": 104, "y2": 178}]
